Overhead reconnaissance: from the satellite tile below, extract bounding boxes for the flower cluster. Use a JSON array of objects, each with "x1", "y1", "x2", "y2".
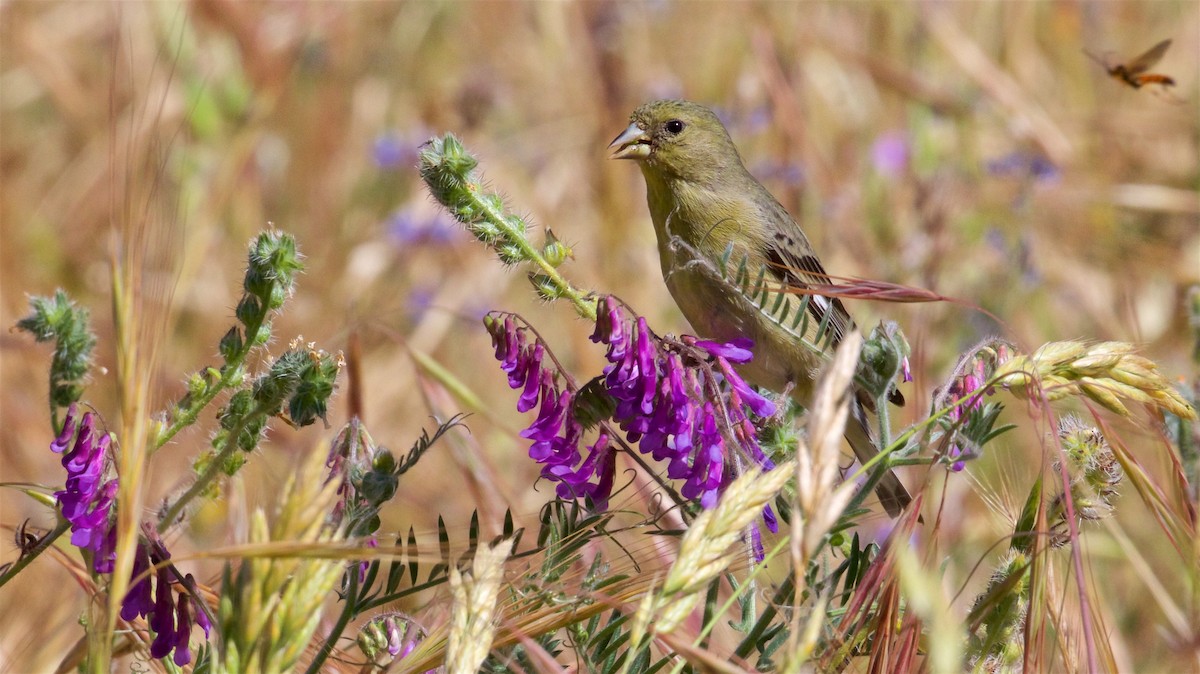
[
  {"x1": 51, "y1": 403, "x2": 117, "y2": 573},
  {"x1": 485, "y1": 296, "x2": 779, "y2": 523},
  {"x1": 357, "y1": 612, "x2": 431, "y2": 670},
  {"x1": 935, "y1": 341, "x2": 1015, "y2": 471},
  {"x1": 50, "y1": 405, "x2": 209, "y2": 666},
  {"x1": 122, "y1": 533, "x2": 212, "y2": 666}
]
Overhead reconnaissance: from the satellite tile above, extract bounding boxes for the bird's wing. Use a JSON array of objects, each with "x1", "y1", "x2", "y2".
[
  {"x1": 757, "y1": 196, "x2": 905, "y2": 408},
  {"x1": 757, "y1": 205, "x2": 855, "y2": 352}
]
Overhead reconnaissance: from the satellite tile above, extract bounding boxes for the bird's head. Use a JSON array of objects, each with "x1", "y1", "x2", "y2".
[{"x1": 608, "y1": 99, "x2": 743, "y2": 183}]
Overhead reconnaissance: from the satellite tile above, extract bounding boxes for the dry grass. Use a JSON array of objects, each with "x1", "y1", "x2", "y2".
[{"x1": 1, "y1": 1, "x2": 1197, "y2": 671}]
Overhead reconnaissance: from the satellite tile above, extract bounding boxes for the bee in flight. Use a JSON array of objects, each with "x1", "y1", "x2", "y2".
[{"x1": 1086, "y1": 39, "x2": 1176, "y2": 91}]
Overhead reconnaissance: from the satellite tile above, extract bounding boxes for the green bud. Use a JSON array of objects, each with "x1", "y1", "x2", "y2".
[
  {"x1": 221, "y1": 450, "x2": 248, "y2": 475},
  {"x1": 357, "y1": 621, "x2": 384, "y2": 660},
  {"x1": 529, "y1": 272, "x2": 563, "y2": 301},
  {"x1": 496, "y1": 242, "x2": 525, "y2": 265},
  {"x1": 454, "y1": 202, "x2": 482, "y2": 224},
  {"x1": 541, "y1": 229, "x2": 573, "y2": 267},
  {"x1": 503, "y1": 213, "x2": 527, "y2": 235},
  {"x1": 219, "y1": 327, "x2": 244, "y2": 362},
  {"x1": 372, "y1": 447, "x2": 397, "y2": 473},
  {"x1": 858, "y1": 321, "x2": 910, "y2": 401},
  {"x1": 361, "y1": 469, "x2": 398, "y2": 506},
  {"x1": 235, "y1": 295, "x2": 261, "y2": 327},
  {"x1": 267, "y1": 284, "x2": 288, "y2": 310},
  {"x1": 472, "y1": 220, "x2": 501, "y2": 242},
  {"x1": 187, "y1": 371, "x2": 210, "y2": 397},
  {"x1": 252, "y1": 320, "x2": 272, "y2": 345}
]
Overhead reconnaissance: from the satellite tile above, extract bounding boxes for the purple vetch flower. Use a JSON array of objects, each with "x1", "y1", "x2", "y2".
[
  {"x1": 516, "y1": 344, "x2": 545, "y2": 412},
  {"x1": 188, "y1": 574, "x2": 212, "y2": 639},
  {"x1": 121, "y1": 541, "x2": 154, "y2": 621},
  {"x1": 941, "y1": 357, "x2": 994, "y2": 471},
  {"x1": 485, "y1": 297, "x2": 783, "y2": 546},
  {"x1": 117, "y1": 534, "x2": 210, "y2": 665},
  {"x1": 51, "y1": 406, "x2": 119, "y2": 573},
  {"x1": 357, "y1": 612, "x2": 432, "y2": 670},
  {"x1": 713, "y1": 356, "x2": 776, "y2": 419},
  {"x1": 590, "y1": 297, "x2": 628, "y2": 359},
  {"x1": 750, "y1": 525, "x2": 765, "y2": 562},
  {"x1": 50, "y1": 408, "x2": 209, "y2": 664},
  {"x1": 694, "y1": 337, "x2": 755, "y2": 364},
  {"x1": 149, "y1": 563, "x2": 177, "y2": 659},
  {"x1": 675, "y1": 403, "x2": 726, "y2": 509},
  {"x1": 172, "y1": 594, "x2": 194, "y2": 666},
  {"x1": 549, "y1": 433, "x2": 617, "y2": 509},
  {"x1": 50, "y1": 405, "x2": 78, "y2": 453}
]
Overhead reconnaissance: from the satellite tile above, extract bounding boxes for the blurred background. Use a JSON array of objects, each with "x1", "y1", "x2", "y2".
[{"x1": 1, "y1": 1, "x2": 1196, "y2": 670}]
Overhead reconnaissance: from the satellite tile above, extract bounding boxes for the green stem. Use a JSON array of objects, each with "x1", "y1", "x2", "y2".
[
  {"x1": 152, "y1": 307, "x2": 268, "y2": 453},
  {"x1": 874, "y1": 391, "x2": 892, "y2": 454},
  {"x1": 733, "y1": 573, "x2": 794, "y2": 660},
  {"x1": 304, "y1": 566, "x2": 359, "y2": 674},
  {"x1": 156, "y1": 402, "x2": 268, "y2": 532},
  {"x1": 466, "y1": 182, "x2": 596, "y2": 321}
]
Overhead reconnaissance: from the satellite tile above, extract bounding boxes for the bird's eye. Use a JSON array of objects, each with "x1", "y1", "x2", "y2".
[{"x1": 665, "y1": 119, "x2": 685, "y2": 135}]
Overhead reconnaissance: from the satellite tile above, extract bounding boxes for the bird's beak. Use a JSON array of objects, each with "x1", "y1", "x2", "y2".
[{"x1": 608, "y1": 123, "x2": 651, "y2": 160}]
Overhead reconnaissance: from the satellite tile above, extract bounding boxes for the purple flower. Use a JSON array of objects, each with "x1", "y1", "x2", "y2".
[
  {"x1": 50, "y1": 407, "x2": 208, "y2": 664},
  {"x1": 121, "y1": 542, "x2": 154, "y2": 621},
  {"x1": 52, "y1": 407, "x2": 119, "y2": 573},
  {"x1": 363, "y1": 612, "x2": 430, "y2": 669},
  {"x1": 133, "y1": 536, "x2": 208, "y2": 666},
  {"x1": 487, "y1": 299, "x2": 782, "y2": 541},
  {"x1": 189, "y1": 575, "x2": 212, "y2": 639},
  {"x1": 172, "y1": 596, "x2": 194, "y2": 666},
  {"x1": 149, "y1": 564, "x2": 176, "y2": 659},
  {"x1": 716, "y1": 358, "x2": 776, "y2": 418},
  {"x1": 694, "y1": 338, "x2": 755, "y2": 363},
  {"x1": 871, "y1": 132, "x2": 909, "y2": 179},
  {"x1": 941, "y1": 357, "x2": 995, "y2": 470},
  {"x1": 551, "y1": 434, "x2": 617, "y2": 509},
  {"x1": 516, "y1": 344, "x2": 545, "y2": 412},
  {"x1": 50, "y1": 404, "x2": 78, "y2": 453}
]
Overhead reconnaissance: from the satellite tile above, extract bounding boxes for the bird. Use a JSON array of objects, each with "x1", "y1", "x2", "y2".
[{"x1": 608, "y1": 99, "x2": 912, "y2": 517}]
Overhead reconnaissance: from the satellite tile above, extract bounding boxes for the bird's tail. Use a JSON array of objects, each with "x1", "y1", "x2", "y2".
[{"x1": 844, "y1": 405, "x2": 913, "y2": 518}]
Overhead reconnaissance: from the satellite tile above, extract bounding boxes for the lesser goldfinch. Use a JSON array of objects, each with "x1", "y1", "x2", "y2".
[{"x1": 609, "y1": 99, "x2": 912, "y2": 517}]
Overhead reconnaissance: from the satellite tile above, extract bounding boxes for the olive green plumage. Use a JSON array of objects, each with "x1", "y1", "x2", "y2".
[{"x1": 610, "y1": 99, "x2": 912, "y2": 517}]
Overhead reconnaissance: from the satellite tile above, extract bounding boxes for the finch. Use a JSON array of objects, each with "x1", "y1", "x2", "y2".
[{"x1": 609, "y1": 99, "x2": 912, "y2": 517}]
